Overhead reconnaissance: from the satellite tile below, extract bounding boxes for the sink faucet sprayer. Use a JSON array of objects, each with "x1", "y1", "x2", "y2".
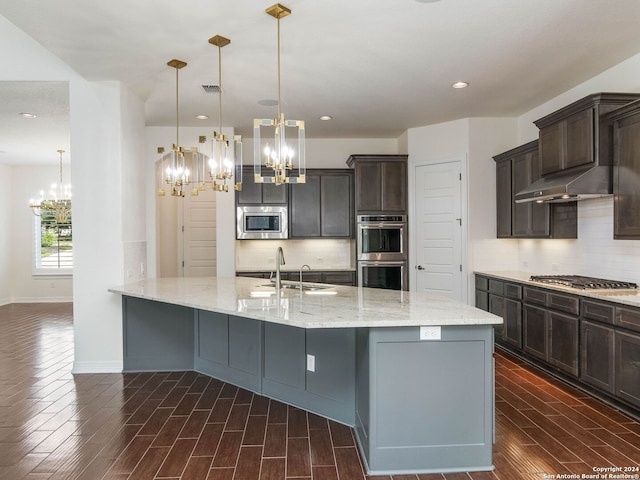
[{"x1": 275, "y1": 247, "x2": 286, "y2": 291}]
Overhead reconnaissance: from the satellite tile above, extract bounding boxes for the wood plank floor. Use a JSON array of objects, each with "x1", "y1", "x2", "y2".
[{"x1": 1, "y1": 303, "x2": 639, "y2": 480}]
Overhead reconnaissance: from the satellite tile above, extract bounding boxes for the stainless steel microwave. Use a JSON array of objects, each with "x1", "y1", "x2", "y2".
[{"x1": 236, "y1": 205, "x2": 288, "y2": 239}]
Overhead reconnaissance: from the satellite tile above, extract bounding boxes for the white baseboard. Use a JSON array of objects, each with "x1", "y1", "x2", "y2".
[
  {"x1": 0, "y1": 298, "x2": 11, "y2": 306},
  {"x1": 72, "y1": 360, "x2": 123, "y2": 374},
  {"x1": 12, "y1": 296, "x2": 73, "y2": 303}
]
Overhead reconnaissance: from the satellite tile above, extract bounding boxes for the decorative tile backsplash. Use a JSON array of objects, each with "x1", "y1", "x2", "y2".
[{"x1": 236, "y1": 239, "x2": 355, "y2": 272}]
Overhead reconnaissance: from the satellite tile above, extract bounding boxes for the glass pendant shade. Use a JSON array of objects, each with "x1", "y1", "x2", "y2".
[
  {"x1": 156, "y1": 59, "x2": 208, "y2": 197},
  {"x1": 253, "y1": 3, "x2": 305, "y2": 185},
  {"x1": 208, "y1": 34, "x2": 243, "y2": 192}
]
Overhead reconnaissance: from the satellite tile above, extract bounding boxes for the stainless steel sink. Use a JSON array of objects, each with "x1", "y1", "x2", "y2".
[{"x1": 261, "y1": 282, "x2": 329, "y2": 291}]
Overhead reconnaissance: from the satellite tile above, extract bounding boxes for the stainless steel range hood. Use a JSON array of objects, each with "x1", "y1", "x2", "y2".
[{"x1": 514, "y1": 165, "x2": 611, "y2": 203}]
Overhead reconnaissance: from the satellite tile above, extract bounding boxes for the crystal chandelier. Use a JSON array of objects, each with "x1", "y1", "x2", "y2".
[
  {"x1": 157, "y1": 59, "x2": 207, "y2": 197},
  {"x1": 29, "y1": 149, "x2": 72, "y2": 223},
  {"x1": 254, "y1": 3, "x2": 306, "y2": 186},
  {"x1": 208, "y1": 35, "x2": 243, "y2": 192}
]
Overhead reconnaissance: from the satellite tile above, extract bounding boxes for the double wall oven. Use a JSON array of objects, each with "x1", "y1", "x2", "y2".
[{"x1": 357, "y1": 215, "x2": 408, "y2": 290}]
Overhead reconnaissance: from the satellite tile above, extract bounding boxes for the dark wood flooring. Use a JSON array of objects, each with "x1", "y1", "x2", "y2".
[{"x1": 0, "y1": 303, "x2": 639, "y2": 479}]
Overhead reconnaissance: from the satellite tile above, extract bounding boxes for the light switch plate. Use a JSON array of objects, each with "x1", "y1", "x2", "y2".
[
  {"x1": 420, "y1": 326, "x2": 441, "y2": 340},
  {"x1": 306, "y1": 354, "x2": 316, "y2": 372}
]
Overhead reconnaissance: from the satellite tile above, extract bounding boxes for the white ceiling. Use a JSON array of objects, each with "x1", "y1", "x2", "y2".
[{"x1": 2, "y1": 0, "x2": 640, "y2": 165}]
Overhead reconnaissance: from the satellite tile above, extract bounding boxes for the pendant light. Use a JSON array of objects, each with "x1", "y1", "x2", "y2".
[
  {"x1": 157, "y1": 59, "x2": 207, "y2": 197},
  {"x1": 208, "y1": 35, "x2": 243, "y2": 192},
  {"x1": 253, "y1": 3, "x2": 306, "y2": 186},
  {"x1": 29, "y1": 149, "x2": 72, "y2": 223}
]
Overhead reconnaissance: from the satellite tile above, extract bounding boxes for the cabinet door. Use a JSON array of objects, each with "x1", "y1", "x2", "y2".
[
  {"x1": 565, "y1": 108, "x2": 594, "y2": 171},
  {"x1": 289, "y1": 175, "x2": 321, "y2": 237},
  {"x1": 489, "y1": 294, "x2": 505, "y2": 340},
  {"x1": 381, "y1": 161, "x2": 407, "y2": 212},
  {"x1": 512, "y1": 150, "x2": 550, "y2": 238},
  {"x1": 547, "y1": 311, "x2": 579, "y2": 377},
  {"x1": 236, "y1": 173, "x2": 262, "y2": 204},
  {"x1": 523, "y1": 305, "x2": 547, "y2": 361},
  {"x1": 262, "y1": 183, "x2": 288, "y2": 204},
  {"x1": 355, "y1": 162, "x2": 382, "y2": 212},
  {"x1": 495, "y1": 159, "x2": 512, "y2": 238},
  {"x1": 539, "y1": 122, "x2": 564, "y2": 176},
  {"x1": 613, "y1": 112, "x2": 640, "y2": 239},
  {"x1": 503, "y1": 298, "x2": 522, "y2": 349},
  {"x1": 321, "y1": 173, "x2": 353, "y2": 237},
  {"x1": 475, "y1": 290, "x2": 489, "y2": 312},
  {"x1": 615, "y1": 330, "x2": 640, "y2": 408},
  {"x1": 580, "y1": 320, "x2": 615, "y2": 394}
]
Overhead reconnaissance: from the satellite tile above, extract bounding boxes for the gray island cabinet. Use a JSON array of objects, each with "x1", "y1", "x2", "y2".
[{"x1": 110, "y1": 277, "x2": 501, "y2": 475}]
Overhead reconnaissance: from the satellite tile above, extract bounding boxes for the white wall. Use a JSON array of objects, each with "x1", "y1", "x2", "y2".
[
  {"x1": 0, "y1": 164, "x2": 11, "y2": 305},
  {"x1": 0, "y1": 15, "x2": 147, "y2": 373},
  {"x1": 10, "y1": 165, "x2": 73, "y2": 302}
]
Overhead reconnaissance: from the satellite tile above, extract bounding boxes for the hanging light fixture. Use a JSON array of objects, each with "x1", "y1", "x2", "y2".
[
  {"x1": 29, "y1": 149, "x2": 72, "y2": 223},
  {"x1": 208, "y1": 35, "x2": 243, "y2": 192},
  {"x1": 157, "y1": 59, "x2": 207, "y2": 197},
  {"x1": 253, "y1": 3, "x2": 305, "y2": 186}
]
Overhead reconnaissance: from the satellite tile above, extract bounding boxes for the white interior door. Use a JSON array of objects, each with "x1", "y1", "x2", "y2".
[
  {"x1": 182, "y1": 188, "x2": 217, "y2": 277},
  {"x1": 414, "y1": 161, "x2": 463, "y2": 300}
]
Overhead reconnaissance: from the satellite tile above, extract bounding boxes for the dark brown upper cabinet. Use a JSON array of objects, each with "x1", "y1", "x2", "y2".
[
  {"x1": 289, "y1": 169, "x2": 354, "y2": 238},
  {"x1": 347, "y1": 154, "x2": 408, "y2": 214},
  {"x1": 493, "y1": 141, "x2": 575, "y2": 239},
  {"x1": 534, "y1": 92, "x2": 640, "y2": 176},
  {"x1": 609, "y1": 99, "x2": 640, "y2": 239},
  {"x1": 236, "y1": 166, "x2": 287, "y2": 205}
]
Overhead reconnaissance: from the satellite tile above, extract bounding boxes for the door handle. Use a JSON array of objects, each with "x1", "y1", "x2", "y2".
[{"x1": 416, "y1": 265, "x2": 425, "y2": 270}]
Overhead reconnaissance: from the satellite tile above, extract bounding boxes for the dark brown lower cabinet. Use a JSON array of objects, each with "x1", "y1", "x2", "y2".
[
  {"x1": 580, "y1": 320, "x2": 615, "y2": 394},
  {"x1": 489, "y1": 294, "x2": 505, "y2": 340},
  {"x1": 503, "y1": 298, "x2": 522, "y2": 349},
  {"x1": 523, "y1": 305, "x2": 547, "y2": 361},
  {"x1": 548, "y1": 311, "x2": 579, "y2": 377},
  {"x1": 616, "y1": 331, "x2": 640, "y2": 408}
]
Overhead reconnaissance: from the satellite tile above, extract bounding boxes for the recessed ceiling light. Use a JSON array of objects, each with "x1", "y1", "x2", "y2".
[
  {"x1": 452, "y1": 81, "x2": 469, "y2": 89},
  {"x1": 20, "y1": 112, "x2": 37, "y2": 118},
  {"x1": 319, "y1": 115, "x2": 333, "y2": 121},
  {"x1": 415, "y1": 0, "x2": 441, "y2": 3},
  {"x1": 195, "y1": 114, "x2": 209, "y2": 120},
  {"x1": 258, "y1": 99, "x2": 278, "y2": 107}
]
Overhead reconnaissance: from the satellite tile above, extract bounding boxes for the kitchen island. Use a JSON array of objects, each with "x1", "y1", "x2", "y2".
[{"x1": 109, "y1": 277, "x2": 502, "y2": 475}]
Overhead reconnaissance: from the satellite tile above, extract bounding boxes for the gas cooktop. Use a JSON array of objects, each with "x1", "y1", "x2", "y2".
[{"x1": 529, "y1": 275, "x2": 638, "y2": 290}]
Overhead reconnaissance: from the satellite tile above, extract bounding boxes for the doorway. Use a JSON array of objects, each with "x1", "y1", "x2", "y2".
[{"x1": 413, "y1": 160, "x2": 465, "y2": 300}]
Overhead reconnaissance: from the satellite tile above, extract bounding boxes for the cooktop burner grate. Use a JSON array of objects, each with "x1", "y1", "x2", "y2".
[{"x1": 529, "y1": 275, "x2": 638, "y2": 290}]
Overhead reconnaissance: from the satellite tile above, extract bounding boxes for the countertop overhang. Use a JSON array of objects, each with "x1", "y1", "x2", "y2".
[{"x1": 109, "y1": 276, "x2": 501, "y2": 329}]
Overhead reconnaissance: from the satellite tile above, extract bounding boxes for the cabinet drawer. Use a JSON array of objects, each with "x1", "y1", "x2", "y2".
[
  {"x1": 581, "y1": 299, "x2": 614, "y2": 325},
  {"x1": 616, "y1": 306, "x2": 640, "y2": 333},
  {"x1": 475, "y1": 276, "x2": 489, "y2": 291},
  {"x1": 322, "y1": 271, "x2": 355, "y2": 286},
  {"x1": 548, "y1": 292, "x2": 579, "y2": 315},
  {"x1": 504, "y1": 283, "x2": 523, "y2": 300},
  {"x1": 524, "y1": 287, "x2": 547, "y2": 306},
  {"x1": 489, "y1": 279, "x2": 504, "y2": 295}
]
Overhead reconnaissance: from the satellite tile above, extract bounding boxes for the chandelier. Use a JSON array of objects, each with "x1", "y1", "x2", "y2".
[
  {"x1": 208, "y1": 35, "x2": 243, "y2": 192},
  {"x1": 157, "y1": 59, "x2": 207, "y2": 197},
  {"x1": 29, "y1": 149, "x2": 72, "y2": 223},
  {"x1": 253, "y1": 3, "x2": 306, "y2": 186}
]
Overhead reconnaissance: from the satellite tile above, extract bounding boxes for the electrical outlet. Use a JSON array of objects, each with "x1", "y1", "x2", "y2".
[
  {"x1": 419, "y1": 326, "x2": 441, "y2": 341},
  {"x1": 306, "y1": 354, "x2": 316, "y2": 372}
]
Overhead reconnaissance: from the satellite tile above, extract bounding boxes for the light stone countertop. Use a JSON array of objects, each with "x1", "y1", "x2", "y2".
[
  {"x1": 109, "y1": 277, "x2": 501, "y2": 329},
  {"x1": 475, "y1": 270, "x2": 640, "y2": 308}
]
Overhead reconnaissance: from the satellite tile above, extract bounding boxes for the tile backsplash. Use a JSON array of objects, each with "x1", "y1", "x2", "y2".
[
  {"x1": 235, "y1": 239, "x2": 355, "y2": 272},
  {"x1": 518, "y1": 196, "x2": 640, "y2": 283}
]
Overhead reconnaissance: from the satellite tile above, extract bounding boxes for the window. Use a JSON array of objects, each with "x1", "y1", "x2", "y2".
[{"x1": 33, "y1": 209, "x2": 73, "y2": 275}]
